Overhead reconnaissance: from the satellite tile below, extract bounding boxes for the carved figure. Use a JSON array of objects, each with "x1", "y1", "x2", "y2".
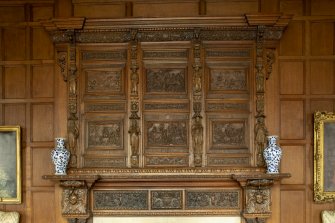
[
  {"x1": 255, "y1": 116, "x2": 268, "y2": 167},
  {"x1": 192, "y1": 116, "x2": 203, "y2": 155},
  {"x1": 193, "y1": 64, "x2": 202, "y2": 93},
  {"x1": 68, "y1": 66, "x2": 77, "y2": 96},
  {"x1": 68, "y1": 117, "x2": 79, "y2": 156},
  {"x1": 131, "y1": 66, "x2": 139, "y2": 94},
  {"x1": 129, "y1": 119, "x2": 140, "y2": 156}
]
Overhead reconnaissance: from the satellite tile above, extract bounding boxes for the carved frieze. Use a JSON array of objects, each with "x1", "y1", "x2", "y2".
[
  {"x1": 206, "y1": 102, "x2": 249, "y2": 112},
  {"x1": 146, "y1": 121, "x2": 188, "y2": 146},
  {"x1": 82, "y1": 51, "x2": 127, "y2": 60},
  {"x1": 145, "y1": 68, "x2": 186, "y2": 93},
  {"x1": 210, "y1": 69, "x2": 247, "y2": 91},
  {"x1": 145, "y1": 156, "x2": 189, "y2": 167},
  {"x1": 151, "y1": 191, "x2": 182, "y2": 209},
  {"x1": 84, "y1": 157, "x2": 126, "y2": 168},
  {"x1": 186, "y1": 190, "x2": 240, "y2": 209},
  {"x1": 144, "y1": 103, "x2": 189, "y2": 111},
  {"x1": 200, "y1": 29, "x2": 256, "y2": 41},
  {"x1": 206, "y1": 50, "x2": 250, "y2": 58},
  {"x1": 77, "y1": 31, "x2": 131, "y2": 43},
  {"x1": 86, "y1": 70, "x2": 122, "y2": 93},
  {"x1": 207, "y1": 157, "x2": 250, "y2": 166},
  {"x1": 138, "y1": 30, "x2": 194, "y2": 42},
  {"x1": 93, "y1": 190, "x2": 148, "y2": 210},
  {"x1": 87, "y1": 121, "x2": 123, "y2": 149},
  {"x1": 212, "y1": 121, "x2": 246, "y2": 147},
  {"x1": 143, "y1": 51, "x2": 188, "y2": 58},
  {"x1": 85, "y1": 103, "x2": 126, "y2": 113}
]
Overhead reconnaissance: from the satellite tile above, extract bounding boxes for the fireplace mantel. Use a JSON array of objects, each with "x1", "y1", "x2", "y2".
[{"x1": 44, "y1": 168, "x2": 290, "y2": 223}]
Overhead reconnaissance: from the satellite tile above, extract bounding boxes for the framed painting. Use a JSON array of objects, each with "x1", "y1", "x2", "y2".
[
  {"x1": 314, "y1": 112, "x2": 335, "y2": 202},
  {"x1": 0, "y1": 126, "x2": 21, "y2": 204}
]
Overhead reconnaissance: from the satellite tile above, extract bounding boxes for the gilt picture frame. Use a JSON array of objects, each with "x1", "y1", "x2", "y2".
[
  {"x1": 314, "y1": 112, "x2": 335, "y2": 202},
  {"x1": 0, "y1": 126, "x2": 21, "y2": 204}
]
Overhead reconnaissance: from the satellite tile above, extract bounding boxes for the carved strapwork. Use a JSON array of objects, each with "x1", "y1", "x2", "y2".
[
  {"x1": 192, "y1": 29, "x2": 203, "y2": 167},
  {"x1": 129, "y1": 101, "x2": 140, "y2": 167},
  {"x1": 265, "y1": 48, "x2": 275, "y2": 80},
  {"x1": 57, "y1": 51, "x2": 68, "y2": 81}
]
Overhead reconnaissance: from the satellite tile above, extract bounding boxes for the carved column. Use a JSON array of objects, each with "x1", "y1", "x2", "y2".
[
  {"x1": 129, "y1": 29, "x2": 141, "y2": 167},
  {"x1": 43, "y1": 175, "x2": 100, "y2": 223},
  {"x1": 191, "y1": 29, "x2": 204, "y2": 167},
  {"x1": 232, "y1": 173, "x2": 290, "y2": 223}
]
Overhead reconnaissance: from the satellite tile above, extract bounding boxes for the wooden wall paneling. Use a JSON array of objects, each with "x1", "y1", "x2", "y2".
[
  {"x1": 32, "y1": 147, "x2": 54, "y2": 187},
  {"x1": 4, "y1": 103, "x2": 26, "y2": 137},
  {"x1": 32, "y1": 5, "x2": 54, "y2": 22},
  {"x1": 310, "y1": 60, "x2": 334, "y2": 95},
  {"x1": 4, "y1": 66, "x2": 26, "y2": 99},
  {"x1": 0, "y1": 6, "x2": 25, "y2": 22},
  {"x1": 55, "y1": 0, "x2": 73, "y2": 17},
  {"x1": 310, "y1": 22, "x2": 334, "y2": 56},
  {"x1": 280, "y1": 145, "x2": 305, "y2": 184},
  {"x1": 32, "y1": 192, "x2": 55, "y2": 223},
  {"x1": 32, "y1": 28, "x2": 54, "y2": 60},
  {"x1": 259, "y1": 0, "x2": 279, "y2": 13},
  {"x1": 206, "y1": 0, "x2": 259, "y2": 16},
  {"x1": 73, "y1": 2, "x2": 126, "y2": 18},
  {"x1": 311, "y1": 0, "x2": 335, "y2": 16},
  {"x1": 31, "y1": 103, "x2": 54, "y2": 142},
  {"x1": 310, "y1": 99, "x2": 335, "y2": 113},
  {"x1": 279, "y1": 60, "x2": 304, "y2": 95},
  {"x1": 133, "y1": 1, "x2": 199, "y2": 17},
  {"x1": 279, "y1": 0, "x2": 304, "y2": 16},
  {"x1": 279, "y1": 21, "x2": 304, "y2": 56},
  {"x1": 280, "y1": 190, "x2": 305, "y2": 223},
  {"x1": 280, "y1": 99, "x2": 305, "y2": 139},
  {"x1": 32, "y1": 65, "x2": 54, "y2": 98},
  {"x1": 3, "y1": 28, "x2": 26, "y2": 61}
]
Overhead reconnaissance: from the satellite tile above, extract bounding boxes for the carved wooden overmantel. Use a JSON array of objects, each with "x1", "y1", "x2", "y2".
[{"x1": 42, "y1": 14, "x2": 292, "y2": 223}]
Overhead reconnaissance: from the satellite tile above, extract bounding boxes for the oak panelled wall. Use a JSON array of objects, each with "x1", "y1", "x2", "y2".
[{"x1": 0, "y1": 0, "x2": 334, "y2": 223}]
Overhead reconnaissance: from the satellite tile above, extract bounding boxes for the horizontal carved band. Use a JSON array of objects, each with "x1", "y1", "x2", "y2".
[
  {"x1": 84, "y1": 157, "x2": 126, "y2": 168},
  {"x1": 85, "y1": 103, "x2": 126, "y2": 113}
]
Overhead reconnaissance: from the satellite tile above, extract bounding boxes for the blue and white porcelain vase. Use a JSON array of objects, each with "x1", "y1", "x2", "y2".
[
  {"x1": 263, "y1": 135, "x2": 282, "y2": 174},
  {"x1": 51, "y1": 138, "x2": 70, "y2": 175}
]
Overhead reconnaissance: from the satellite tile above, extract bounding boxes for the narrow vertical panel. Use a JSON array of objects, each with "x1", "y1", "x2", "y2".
[
  {"x1": 74, "y1": 3, "x2": 126, "y2": 18},
  {"x1": 281, "y1": 145, "x2": 305, "y2": 184},
  {"x1": 311, "y1": 22, "x2": 334, "y2": 56},
  {"x1": 310, "y1": 61, "x2": 334, "y2": 95},
  {"x1": 279, "y1": 61, "x2": 304, "y2": 95},
  {"x1": 280, "y1": 100, "x2": 305, "y2": 139},
  {"x1": 279, "y1": 21, "x2": 304, "y2": 56},
  {"x1": 32, "y1": 28, "x2": 54, "y2": 60},
  {"x1": 206, "y1": 1, "x2": 258, "y2": 16},
  {"x1": 32, "y1": 148, "x2": 54, "y2": 187},
  {"x1": 32, "y1": 65, "x2": 54, "y2": 98},
  {"x1": 281, "y1": 191, "x2": 305, "y2": 223},
  {"x1": 4, "y1": 104, "x2": 26, "y2": 140},
  {"x1": 4, "y1": 28, "x2": 26, "y2": 60},
  {"x1": 32, "y1": 192, "x2": 55, "y2": 223},
  {"x1": 133, "y1": 2, "x2": 199, "y2": 17},
  {"x1": 32, "y1": 6, "x2": 54, "y2": 21},
  {"x1": 4, "y1": 66, "x2": 26, "y2": 99},
  {"x1": 32, "y1": 103, "x2": 54, "y2": 142}
]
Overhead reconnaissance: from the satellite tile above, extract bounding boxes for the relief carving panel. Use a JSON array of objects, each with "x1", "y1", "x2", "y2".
[
  {"x1": 151, "y1": 191, "x2": 182, "y2": 210},
  {"x1": 209, "y1": 69, "x2": 247, "y2": 92},
  {"x1": 212, "y1": 121, "x2": 246, "y2": 148},
  {"x1": 87, "y1": 120, "x2": 123, "y2": 149},
  {"x1": 146, "y1": 121, "x2": 188, "y2": 147},
  {"x1": 84, "y1": 157, "x2": 126, "y2": 168},
  {"x1": 82, "y1": 51, "x2": 127, "y2": 60},
  {"x1": 85, "y1": 103, "x2": 126, "y2": 113},
  {"x1": 145, "y1": 68, "x2": 186, "y2": 94},
  {"x1": 145, "y1": 156, "x2": 189, "y2": 167},
  {"x1": 93, "y1": 190, "x2": 148, "y2": 210},
  {"x1": 186, "y1": 190, "x2": 240, "y2": 209},
  {"x1": 85, "y1": 70, "x2": 123, "y2": 93}
]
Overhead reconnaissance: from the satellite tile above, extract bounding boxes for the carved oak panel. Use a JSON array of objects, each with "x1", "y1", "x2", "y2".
[
  {"x1": 207, "y1": 156, "x2": 250, "y2": 166},
  {"x1": 211, "y1": 120, "x2": 247, "y2": 148},
  {"x1": 143, "y1": 50, "x2": 189, "y2": 59},
  {"x1": 145, "y1": 121, "x2": 188, "y2": 147},
  {"x1": 151, "y1": 190, "x2": 183, "y2": 210},
  {"x1": 85, "y1": 102, "x2": 126, "y2": 113},
  {"x1": 84, "y1": 157, "x2": 126, "y2": 168},
  {"x1": 209, "y1": 68, "x2": 247, "y2": 92},
  {"x1": 186, "y1": 190, "x2": 240, "y2": 209},
  {"x1": 145, "y1": 155, "x2": 189, "y2": 167},
  {"x1": 85, "y1": 69, "x2": 124, "y2": 93},
  {"x1": 93, "y1": 190, "x2": 148, "y2": 210},
  {"x1": 82, "y1": 50, "x2": 127, "y2": 61}
]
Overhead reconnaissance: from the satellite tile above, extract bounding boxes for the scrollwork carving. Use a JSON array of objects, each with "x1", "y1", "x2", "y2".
[{"x1": 57, "y1": 52, "x2": 67, "y2": 81}]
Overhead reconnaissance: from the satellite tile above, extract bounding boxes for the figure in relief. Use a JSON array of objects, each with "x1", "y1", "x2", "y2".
[
  {"x1": 193, "y1": 64, "x2": 202, "y2": 93},
  {"x1": 129, "y1": 119, "x2": 140, "y2": 156},
  {"x1": 68, "y1": 66, "x2": 77, "y2": 96},
  {"x1": 192, "y1": 115, "x2": 203, "y2": 155},
  {"x1": 131, "y1": 66, "x2": 139, "y2": 95},
  {"x1": 68, "y1": 116, "x2": 79, "y2": 166}
]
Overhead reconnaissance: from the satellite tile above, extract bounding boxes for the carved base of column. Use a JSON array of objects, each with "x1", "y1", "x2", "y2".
[
  {"x1": 131, "y1": 155, "x2": 139, "y2": 167},
  {"x1": 194, "y1": 154, "x2": 202, "y2": 167}
]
